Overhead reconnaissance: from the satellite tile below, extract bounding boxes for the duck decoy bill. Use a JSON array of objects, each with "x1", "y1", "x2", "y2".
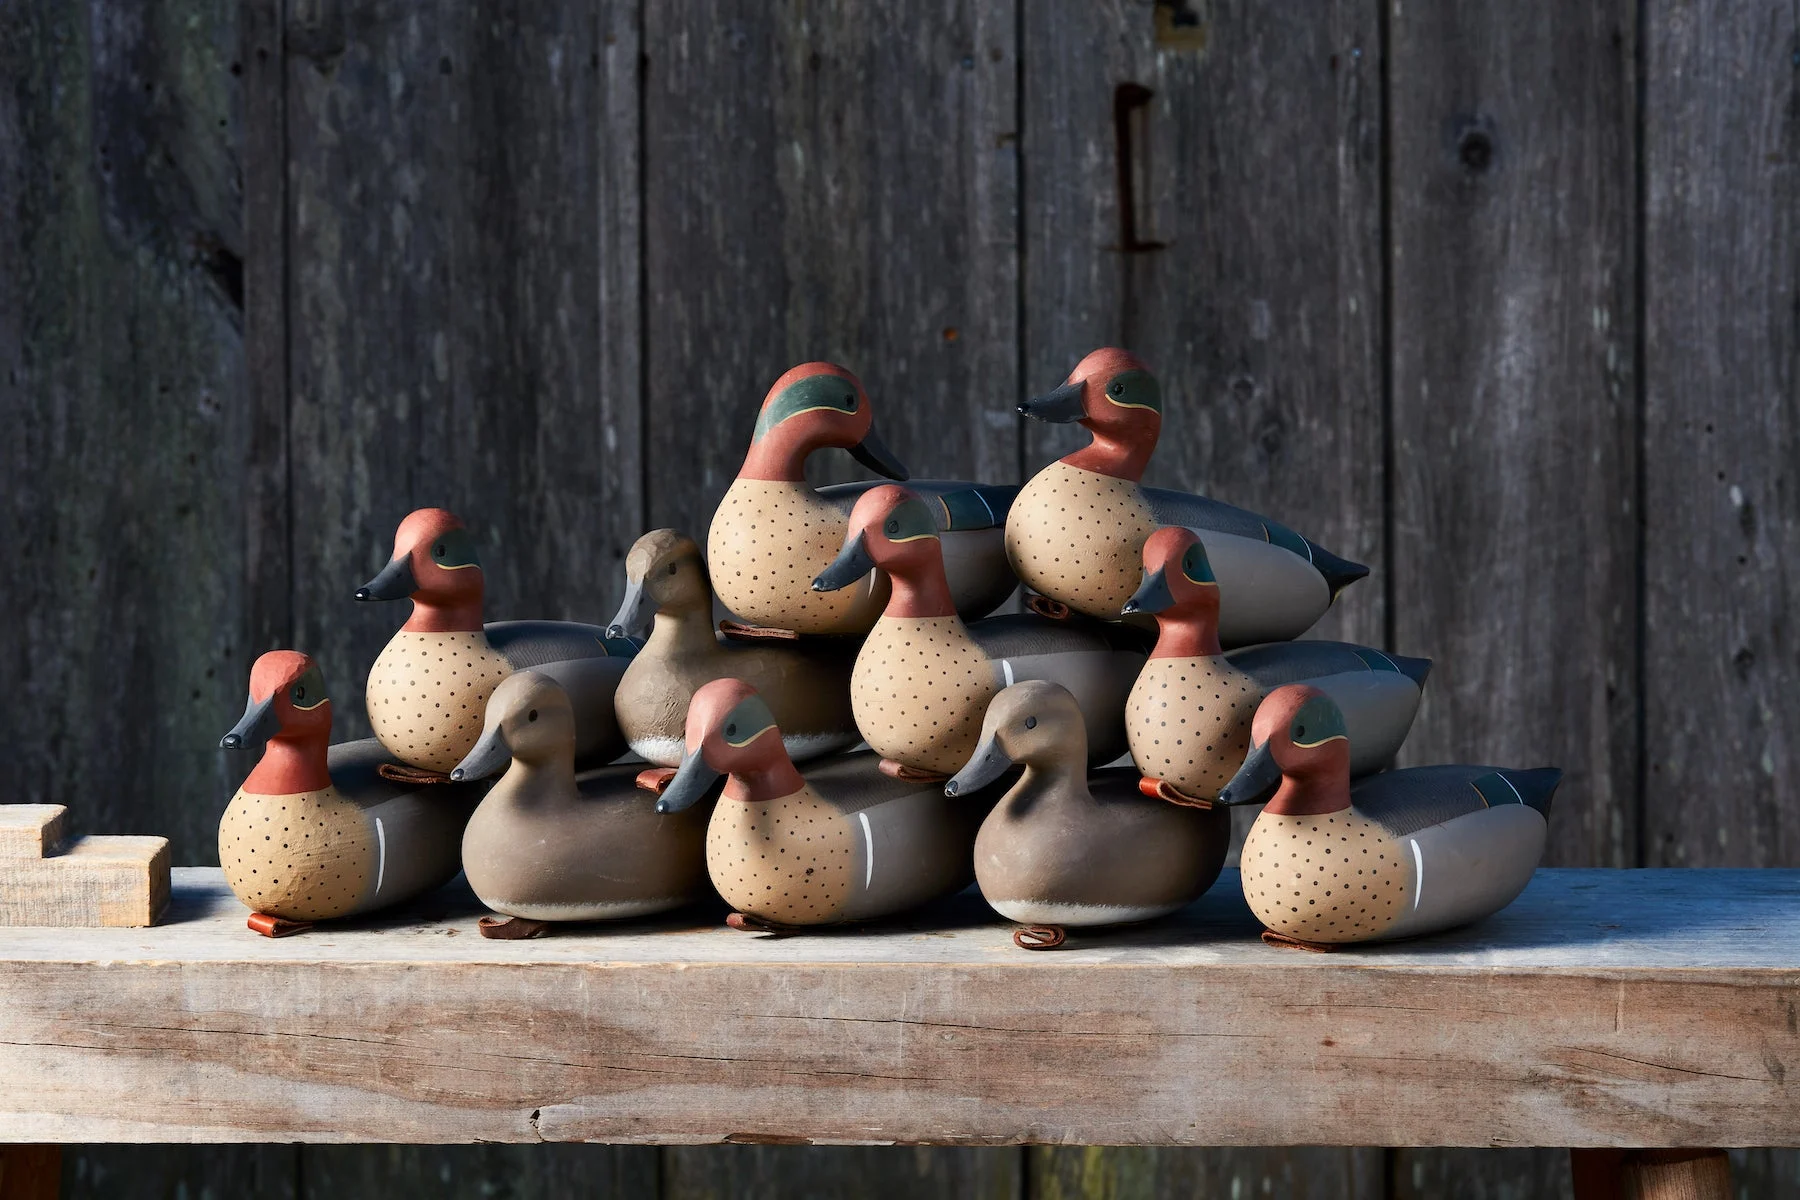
[
  {"x1": 1215, "y1": 736, "x2": 1282, "y2": 807},
  {"x1": 657, "y1": 748, "x2": 722, "y2": 814},
  {"x1": 220, "y1": 693, "x2": 278, "y2": 751},
  {"x1": 355, "y1": 555, "x2": 417, "y2": 602},
  {"x1": 811, "y1": 531, "x2": 878, "y2": 593},
  {"x1": 1017, "y1": 379, "x2": 1086, "y2": 422},
  {"x1": 847, "y1": 424, "x2": 909, "y2": 481},
  {"x1": 945, "y1": 734, "x2": 1014, "y2": 797},
  {"x1": 1121, "y1": 565, "x2": 1175, "y2": 616},
  {"x1": 606, "y1": 578, "x2": 653, "y2": 641},
  {"x1": 450, "y1": 723, "x2": 514, "y2": 783}
]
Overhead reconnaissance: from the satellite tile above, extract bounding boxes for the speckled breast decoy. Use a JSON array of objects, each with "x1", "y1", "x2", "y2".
[
  {"x1": 1008, "y1": 348, "x2": 1367, "y2": 643},
  {"x1": 355, "y1": 508, "x2": 638, "y2": 775},
  {"x1": 218, "y1": 650, "x2": 481, "y2": 937},
  {"x1": 655, "y1": 678, "x2": 989, "y2": 931},
  {"x1": 448, "y1": 670, "x2": 715, "y2": 938},
  {"x1": 705, "y1": 361, "x2": 1018, "y2": 635},
  {"x1": 946, "y1": 680, "x2": 1230, "y2": 949},
  {"x1": 813, "y1": 485, "x2": 1148, "y2": 779},
  {"x1": 1217, "y1": 684, "x2": 1560, "y2": 950},
  {"x1": 1123, "y1": 527, "x2": 1429, "y2": 804},
  {"x1": 606, "y1": 529, "x2": 858, "y2": 767}
]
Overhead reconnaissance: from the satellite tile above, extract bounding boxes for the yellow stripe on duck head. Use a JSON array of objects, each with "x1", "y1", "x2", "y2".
[
  {"x1": 739, "y1": 362, "x2": 909, "y2": 483},
  {"x1": 354, "y1": 507, "x2": 486, "y2": 633},
  {"x1": 812, "y1": 484, "x2": 953, "y2": 617},
  {"x1": 658, "y1": 678, "x2": 804, "y2": 812},
  {"x1": 1216, "y1": 684, "x2": 1353, "y2": 813},
  {"x1": 1018, "y1": 347, "x2": 1163, "y2": 481}
]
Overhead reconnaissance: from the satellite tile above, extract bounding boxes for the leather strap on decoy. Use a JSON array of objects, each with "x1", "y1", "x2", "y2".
[
  {"x1": 1013, "y1": 924, "x2": 1066, "y2": 950},
  {"x1": 634, "y1": 766, "x2": 677, "y2": 795},
  {"x1": 878, "y1": 759, "x2": 951, "y2": 784},
  {"x1": 718, "y1": 619, "x2": 801, "y2": 642},
  {"x1": 247, "y1": 913, "x2": 312, "y2": 938},
  {"x1": 1139, "y1": 776, "x2": 1215, "y2": 809},
  {"x1": 478, "y1": 915, "x2": 552, "y2": 940},
  {"x1": 1025, "y1": 594, "x2": 1072, "y2": 621},
  {"x1": 1260, "y1": 929, "x2": 1337, "y2": 953},
  {"x1": 726, "y1": 911, "x2": 801, "y2": 935},
  {"x1": 377, "y1": 762, "x2": 456, "y2": 785}
]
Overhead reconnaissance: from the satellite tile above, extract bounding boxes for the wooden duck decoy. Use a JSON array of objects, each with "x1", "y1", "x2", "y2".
[
  {"x1": 218, "y1": 650, "x2": 481, "y2": 937},
  {"x1": 355, "y1": 507, "x2": 639, "y2": 775},
  {"x1": 655, "y1": 678, "x2": 987, "y2": 931},
  {"x1": 813, "y1": 484, "x2": 1148, "y2": 779},
  {"x1": 1123, "y1": 526, "x2": 1429, "y2": 804},
  {"x1": 946, "y1": 680, "x2": 1230, "y2": 950},
  {"x1": 1008, "y1": 348, "x2": 1368, "y2": 643},
  {"x1": 706, "y1": 361, "x2": 1019, "y2": 635},
  {"x1": 448, "y1": 669, "x2": 715, "y2": 938},
  {"x1": 606, "y1": 529, "x2": 858, "y2": 767},
  {"x1": 1217, "y1": 684, "x2": 1560, "y2": 950}
]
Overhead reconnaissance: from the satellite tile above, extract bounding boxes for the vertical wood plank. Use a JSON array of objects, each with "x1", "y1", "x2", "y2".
[
  {"x1": 63, "y1": 1146, "x2": 298, "y2": 1200},
  {"x1": 284, "y1": 0, "x2": 641, "y2": 751},
  {"x1": 0, "y1": 1147, "x2": 59, "y2": 1200},
  {"x1": 0, "y1": 0, "x2": 275, "y2": 865},
  {"x1": 301, "y1": 1145, "x2": 657, "y2": 1200},
  {"x1": 1029, "y1": 1145, "x2": 1382, "y2": 1200},
  {"x1": 1387, "y1": 0, "x2": 1638, "y2": 1191},
  {"x1": 642, "y1": 0, "x2": 1021, "y2": 554},
  {"x1": 661, "y1": 1146, "x2": 1018, "y2": 1200},
  {"x1": 1643, "y1": 3, "x2": 1800, "y2": 1192}
]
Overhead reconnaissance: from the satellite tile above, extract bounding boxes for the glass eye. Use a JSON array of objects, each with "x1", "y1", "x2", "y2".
[
  {"x1": 1109, "y1": 381, "x2": 1124, "y2": 396},
  {"x1": 667, "y1": 562, "x2": 678, "y2": 575},
  {"x1": 1294, "y1": 724, "x2": 1306, "y2": 740},
  {"x1": 433, "y1": 542, "x2": 446, "y2": 558},
  {"x1": 885, "y1": 519, "x2": 899, "y2": 535},
  {"x1": 843, "y1": 392, "x2": 857, "y2": 409},
  {"x1": 726, "y1": 723, "x2": 737, "y2": 737},
  {"x1": 527, "y1": 709, "x2": 538, "y2": 723},
  {"x1": 1023, "y1": 716, "x2": 1037, "y2": 730},
  {"x1": 293, "y1": 685, "x2": 305, "y2": 701}
]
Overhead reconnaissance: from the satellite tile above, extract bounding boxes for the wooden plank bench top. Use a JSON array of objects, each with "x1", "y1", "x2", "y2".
[{"x1": 1, "y1": 867, "x2": 1795, "y2": 1149}]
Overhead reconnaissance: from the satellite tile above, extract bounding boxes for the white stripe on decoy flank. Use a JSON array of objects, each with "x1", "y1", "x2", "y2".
[
  {"x1": 375, "y1": 816, "x2": 388, "y2": 895},
  {"x1": 1370, "y1": 648, "x2": 1400, "y2": 672},
  {"x1": 859, "y1": 812, "x2": 874, "y2": 889},
  {"x1": 1409, "y1": 838, "x2": 1423, "y2": 911},
  {"x1": 1001, "y1": 659, "x2": 1014, "y2": 686},
  {"x1": 972, "y1": 489, "x2": 996, "y2": 525}
]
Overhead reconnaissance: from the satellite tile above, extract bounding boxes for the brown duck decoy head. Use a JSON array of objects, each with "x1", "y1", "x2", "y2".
[
  {"x1": 1216, "y1": 684, "x2": 1353, "y2": 813},
  {"x1": 739, "y1": 362, "x2": 908, "y2": 483},
  {"x1": 658, "y1": 678, "x2": 803, "y2": 814},
  {"x1": 450, "y1": 669, "x2": 577, "y2": 782},
  {"x1": 609, "y1": 528, "x2": 710, "y2": 639},
  {"x1": 222, "y1": 650, "x2": 334, "y2": 794},
  {"x1": 355, "y1": 508, "x2": 486, "y2": 632},
  {"x1": 945, "y1": 680, "x2": 1086, "y2": 797}
]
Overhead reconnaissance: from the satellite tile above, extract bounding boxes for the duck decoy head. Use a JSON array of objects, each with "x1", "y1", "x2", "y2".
[
  {"x1": 658, "y1": 678, "x2": 800, "y2": 813},
  {"x1": 814, "y1": 484, "x2": 943, "y2": 592},
  {"x1": 356, "y1": 508, "x2": 483, "y2": 605},
  {"x1": 743, "y1": 362, "x2": 910, "y2": 482},
  {"x1": 1216, "y1": 684, "x2": 1351, "y2": 807},
  {"x1": 946, "y1": 681, "x2": 1085, "y2": 796},
  {"x1": 611, "y1": 529, "x2": 709, "y2": 638},
  {"x1": 222, "y1": 650, "x2": 331, "y2": 750},
  {"x1": 1122, "y1": 527, "x2": 1214, "y2": 615},
  {"x1": 450, "y1": 670, "x2": 574, "y2": 781},
  {"x1": 1019, "y1": 347, "x2": 1161, "y2": 433}
]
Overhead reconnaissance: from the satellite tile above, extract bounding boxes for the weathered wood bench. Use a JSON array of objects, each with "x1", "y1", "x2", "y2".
[{"x1": 3, "y1": 868, "x2": 1793, "y2": 1199}]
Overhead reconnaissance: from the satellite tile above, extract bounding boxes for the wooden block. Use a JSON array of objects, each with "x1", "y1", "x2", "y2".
[
  {"x1": 0, "y1": 804, "x2": 169, "y2": 927},
  {"x1": 0, "y1": 807, "x2": 65, "y2": 859},
  {"x1": 0, "y1": 1146, "x2": 61, "y2": 1200}
]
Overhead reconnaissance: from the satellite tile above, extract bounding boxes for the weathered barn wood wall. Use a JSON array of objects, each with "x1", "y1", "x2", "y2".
[{"x1": 1, "y1": 0, "x2": 1794, "y2": 1196}]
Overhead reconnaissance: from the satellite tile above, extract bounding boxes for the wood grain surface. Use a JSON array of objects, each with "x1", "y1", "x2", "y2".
[{"x1": 5, "y1": 0, "x2": 1799, "y2": 1195}]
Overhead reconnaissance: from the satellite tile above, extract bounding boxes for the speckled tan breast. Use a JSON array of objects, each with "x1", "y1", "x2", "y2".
[
  {"x1": 1126, "y1": 656, "x2": 1263, "y2": 798},
  {"x1": 706, "y1": 786, "x2": 856, "y2": 924},
  {"x1": 852, "y1": 616, "x2": 997, "y2": 775},
  {"x1": 1006, "y1": 461, "x2": 1158, "y2": 619},
  {"x1": 708, "y1": 478, "x2": 886, "y2": 634},
  {"x1": 366, "y1": 631, "x2": 512, "y2": 772},
  {"x1": 1241, "y1": 810, "x2": 1412, "y2": 944},
  {"x1": 218, "y1": 788, "x2": 373, "y2": 922}
]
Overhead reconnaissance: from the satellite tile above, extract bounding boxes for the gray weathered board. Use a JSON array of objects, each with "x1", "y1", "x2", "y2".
[
  {"x1": 4, "y1": 868, "x2": 1799, "y2": 1149},
  {"x1": 1, "y1": 0, "x2": 1795, "y2": 1196}
]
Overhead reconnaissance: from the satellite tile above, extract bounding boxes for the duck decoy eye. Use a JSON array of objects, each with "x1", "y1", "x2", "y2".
[
  {"x1": 843, "y1": 392, "x2": 856, "y2": 410},
  {"x1": 667, "y1": 562, "x2": 678, "y2": 575},
  {"x1": 725, "y1": 723, "x2": 737, "y2": 737},
  {"x1": 885, "y1": 518, "x2": 900, "y2": 535},
  {"x1": 527, "y1": 709, "x2": 539, "y2": 723},
  {"x1": 1294, "y1": 724, "x2": 1306, "y2": 740},
  {"x1": 1023, "y1": 715, "x2": 1037, "y2": 730},
  {"x1": 1109, "y1": 381, "x2": 1124, "y2": 396},
  {"x1": 433, "y1": 542, "x2": 446, "y2": 558},
  {"x1": 292, "y1": 685, "x2": 305, "y2": 702}
]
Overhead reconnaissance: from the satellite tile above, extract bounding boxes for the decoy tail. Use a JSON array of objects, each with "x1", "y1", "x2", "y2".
[
  {"x1": 1308, "y1": 542, "x2": 1371, "y2": 599},
  {"x1": 1391, "y1": 653, "x2": 1433, "y2": 686},
  {"x1": 1493, "y1": 767, "x2": 1563, "y2": 817}
]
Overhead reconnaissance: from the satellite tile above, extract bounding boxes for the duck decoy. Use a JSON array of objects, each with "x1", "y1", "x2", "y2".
[
  {"x1": 355, "y1": 507, "x2": 639, "y2": 775},
  {"x1": 1123, "y1": 527, "x2": 1429, "y2": 804},
  {"x1": 813, "y1": 484, "x2": 1148, "y2": 779},
  {"x1": 218, "y1": 650, "x2": 481, "y2": 937},
  {"x1": 606, "y1": 529, "x2": 858, "y2": 767},
  {"x1": 706, "y1": 361, "x2": 1019, "y2": 635},
  {"x1": 1217, "y1": 684, "x2": 1560, "y2": 950},
  {"x1": 1008, "y1": 347, "x2": 1368, "y2": 643},
  {"x1": 656, "y1": 678, "x2": 989, "y2": 930},
  {"x1": 946, "y1": 681, "x2": 1230, "y2": 950},
  {"x1": 448, "y1": 669, "x2": 715, "y2": 938}
]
